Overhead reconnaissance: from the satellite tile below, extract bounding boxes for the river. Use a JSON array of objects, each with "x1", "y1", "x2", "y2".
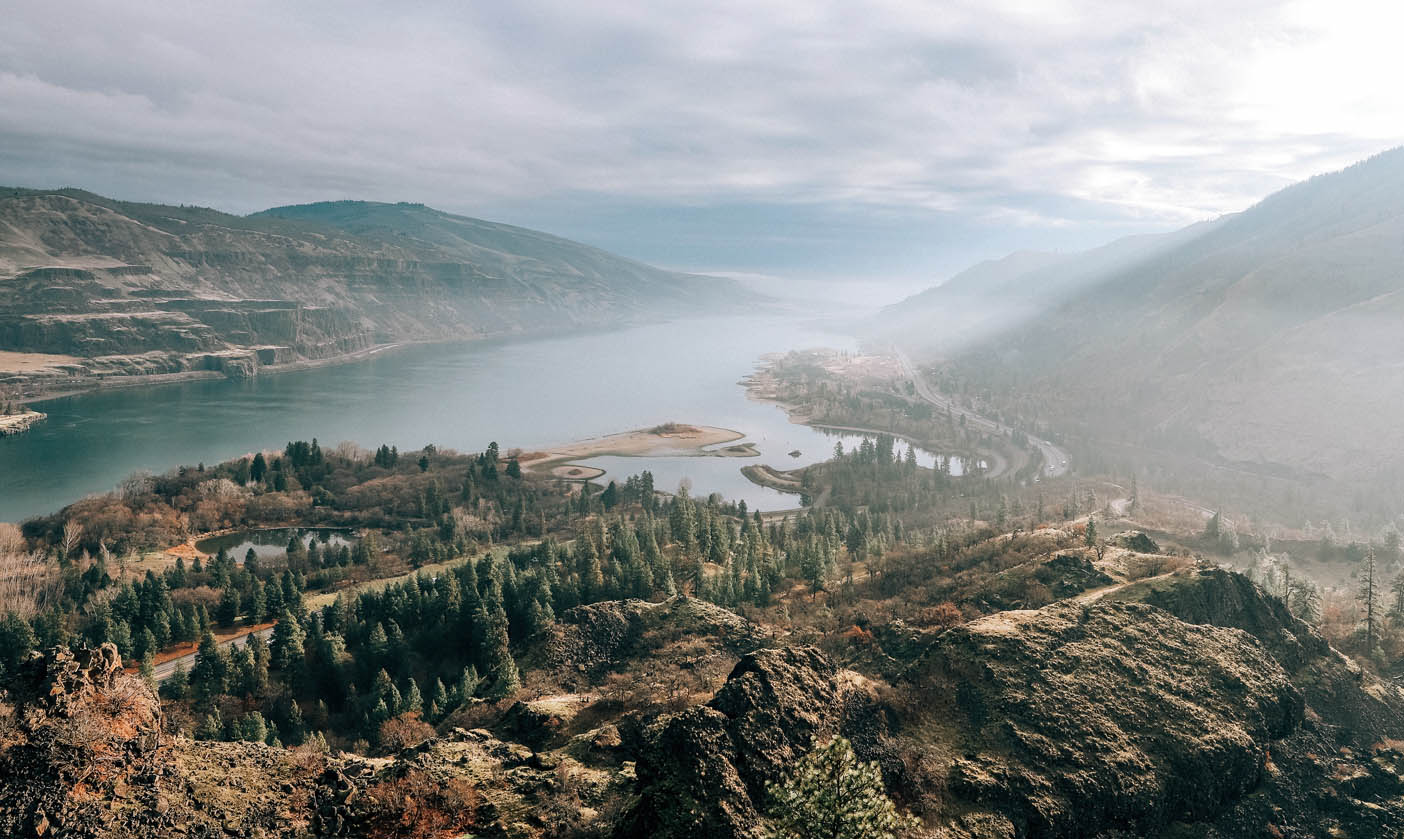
[{"x1": 0, "y1": 314, "x2": 957, "y2": 521}]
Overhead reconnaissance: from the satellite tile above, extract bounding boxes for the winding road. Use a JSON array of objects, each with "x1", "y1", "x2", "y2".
[{"x1": 891, "y1": 345, "x2": 1071, "y2": 480}]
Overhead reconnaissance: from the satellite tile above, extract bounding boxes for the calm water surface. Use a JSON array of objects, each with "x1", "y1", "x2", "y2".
[
  {"x1": 0, "y1": 315, "x2": 942, "y2": 520},
  {"x1": 194, "y1": 528, "x2": 354, "y2": 562}
]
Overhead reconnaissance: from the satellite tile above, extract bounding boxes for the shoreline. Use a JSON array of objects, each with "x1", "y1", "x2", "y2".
[
  {"x1": 0, "y1": 409, "x2": 46, "y2": 436},
  {"x1": 7, "y1": 314, "x2": 703, "y2": 407},
  {"x1": 742, "y1": 359, "x2": 983, "y2": 466},
  {"x1": 13, "y1": 340, "x2": 419, "y2": 406},
  {"x1": 521, "y1": 424, "x2": 754, "y2": 481}
]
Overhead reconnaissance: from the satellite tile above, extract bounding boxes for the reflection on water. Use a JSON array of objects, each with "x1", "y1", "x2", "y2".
[
  {"x1": 579, "y1": 430, "x2": 971, "y2": 511},
  {"x1": 194, "y1": 528, "x2": 353, "y2": 562}
]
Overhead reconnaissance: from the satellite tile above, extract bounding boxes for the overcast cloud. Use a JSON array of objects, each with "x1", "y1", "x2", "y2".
[{"x1": 1, "y1": 0, "x2": 1401, "y2": 288}]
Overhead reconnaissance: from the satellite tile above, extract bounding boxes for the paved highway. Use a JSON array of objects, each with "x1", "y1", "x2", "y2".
[
  {"x1": 891, "y1": 345, "x2": 1070, "y2": 480},
  {"x1": 152, "y1": 626, "x2": 275, "y2": 682}
]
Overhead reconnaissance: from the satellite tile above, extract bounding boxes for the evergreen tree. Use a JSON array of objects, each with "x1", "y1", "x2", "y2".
[
  {"x1": 455, "y1": 665, "x2": 480, "y2": 707},
  {"x1": 402, "y1": 677, "x2": 424, "y2": 716},
  {"x1": 195, "y1": 708, "x2": 223, "y2": 741},
  {"x1": 270, "y1": 610, "x2": 306, "y2": 671},
  {"x1": 1360, "y1": 547, "x2": 1382, "y2": 654},
  {"x1": 190, "y1": 631, "x2": 229, "y2": 705},
  {"x1": 765, "y1": 737, "x2": 910, "y2": 839},
  {"x1": 238, "y1": 711, "x2": 268, "y2": 743},
  {"x1": 216, "y1": 586, "x2": 241, "y2": 628},
  {"x1": 431, "y1": 678, "x2": 450, "y2": 717},
  {"x1": 161, "y1": 663, "x2": 190, "y2": 701},
  {"x1": 1204, "y1": 511, "x2": 1222, "y2": 541},
  {"x1": 1390, "y1": 572, "x2": 1404, "y2": 622},
  {"x1": 481, "y1": 608, "x2": 519, "y2": 698}
]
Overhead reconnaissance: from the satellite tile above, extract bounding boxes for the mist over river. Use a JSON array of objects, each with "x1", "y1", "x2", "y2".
[{"x1": 0, "y1": 315, "x2": 948, "y2": 522}]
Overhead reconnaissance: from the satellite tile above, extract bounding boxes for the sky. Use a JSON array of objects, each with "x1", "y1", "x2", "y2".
[{"x1": 2, "y1": 0, "x2": 1402, "y2": 297}]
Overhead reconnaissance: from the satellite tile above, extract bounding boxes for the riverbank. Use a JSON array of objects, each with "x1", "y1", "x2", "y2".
[
  {"x1": 741, "y1": 463, "x2": 803, "y2": 492},
  {"x1": 3, "y1": 314, "x2": 700, "y2": 406},
  {"x1": 7, "y1": 340, "x2": 415, "y2": 406},
  {"x1": 520, "y1": 423, "x2": 755, "y2": 481},
  {"x1": 0, "y1": 409, "x2": 46, "y2": 436}
]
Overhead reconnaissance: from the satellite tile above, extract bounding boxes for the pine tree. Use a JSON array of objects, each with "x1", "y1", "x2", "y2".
[
  {"x1": 1390, "y1": 572, "x2": 1404, "y2": 621},
  {"x1": 238, "y1": 711, "x2": 268, "y2": 743},
  {"x1": 216, "y1": 586, "x2": 241, "y2": 628},
  {"x1": 1289, "y1": 579, "x2": 1321, "y2": 622},
  {"x1": 195, "y1": 708, "x2": 223, "y2": 741},
  {"x1": 270, "y1": 610, "x2": 306, "y2": 671},
  {"x1": 1204, "y1": 511, "x2": 1222, "y2": 541},
  {"x1": 1360, "y1": 547, "x2": 1382, "y2": 654},
  {"x1": 480, "y1": 603, "x2": 519, "y2": 699},
  {"x1": 190, "y1": 631, "x2": 229, "y2": 705},
  {"x1": 402, "y1": 677, "x2": 424, "y2": 716},
  {"x1": 455, "y1": 665, "x2": 480, "y2": 707},
  {"x1": 431, "y1": 678, "x2": 450, "y2": 717},
  {"x1": 765, "y1": 737, "x2": 911, "y2": 839}
]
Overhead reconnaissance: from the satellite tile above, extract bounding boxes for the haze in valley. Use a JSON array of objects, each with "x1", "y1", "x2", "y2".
[{"x1": 3, "y1": 4, "x2": 1404, "y2": 839}]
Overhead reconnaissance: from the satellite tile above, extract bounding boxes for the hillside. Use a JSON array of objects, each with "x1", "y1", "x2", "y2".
[
  {"x1": 0, "y1": 190, "x2": 752, "y2": 398},
  {"x1": 873, "y1": 224, "x2": 1215, "y2": 358},
  {"x1": 5, "y1": 416, "x2": 1404, "y2": 837},
  {"x1": 6, "y1": 567, "x2": 1403, "y2": 838},
  {"x1": 877, "y1": 147, "x2": 1404, "y2": 489}
]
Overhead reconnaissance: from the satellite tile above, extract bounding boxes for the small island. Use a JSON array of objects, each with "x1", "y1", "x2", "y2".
[
  {"x1": 518, "y1": 422, "x2": 756, "y2": 480},
  {"x1": 0, "y1": 406, "x2": 46, "y2": 436}
]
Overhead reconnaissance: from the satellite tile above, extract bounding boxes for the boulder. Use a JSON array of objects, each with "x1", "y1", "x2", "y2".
[
  {"x1": 1113, "y1": 530, "x2": 1161, "y2": 553},
  {"x1": 913, "y1": 601, "x2": 1304, "y2": 837},
  {"x1": 616, "y1": 647, "x2": 885, "y2": 839}
]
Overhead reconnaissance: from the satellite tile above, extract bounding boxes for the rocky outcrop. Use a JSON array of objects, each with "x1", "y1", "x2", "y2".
[
  {"x1": 5, "y1": 578, "x2": 1402, "y2": 839},
  {"x1": 616, "y1": 646, "x2": 890, "y2": 839},
  {"x1": 0, "y1": 409, "x2": 45, "y2": 436},
  {"x1": 1110, "y1": 568, "x2": 1329, "y2": 675},
  {"x1": 538, "y1": 595, "x2": 769, "y2": 687},
  {"x1": 911, "y1": 601, "x2": 1304, "y2": 838},
  {"x1": 1112, "y1": 530, "x2": 1161, "y2": 553},
  {"x1": 0, "y1": 645, "x2": 163, "y2": 838},
  {"x1": 0, "y1": 646, "x2": 622, "y2": 838}
]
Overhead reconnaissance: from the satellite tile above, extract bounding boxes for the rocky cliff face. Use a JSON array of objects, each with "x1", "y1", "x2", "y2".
[
  {"x1": 613, "y1": 570, "x2": 1404, "y2": 839},
  {"x1": 0, "y1": 190, "x2": 755, "y2": 398},
  {"x1": 5, "y1": 571, "x2": 1402, "y2": 839},
  {"x1": 616, "y1": 646, "x2": 892, "y2": 839}
]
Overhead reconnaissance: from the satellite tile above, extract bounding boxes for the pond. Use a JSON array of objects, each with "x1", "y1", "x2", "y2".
[{"x1": 195, "y1": 528, "x2": 354, "y2": 562}]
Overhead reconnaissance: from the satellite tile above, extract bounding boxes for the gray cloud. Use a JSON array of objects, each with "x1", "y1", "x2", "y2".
[{"x1": 0, "y1": 0, "x2": 1399, "y2": 284}]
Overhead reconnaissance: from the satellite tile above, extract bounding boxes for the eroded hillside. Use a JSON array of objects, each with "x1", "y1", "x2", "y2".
[{"x1": 0, "y1": 190, "x2": 751, "y2": 398}]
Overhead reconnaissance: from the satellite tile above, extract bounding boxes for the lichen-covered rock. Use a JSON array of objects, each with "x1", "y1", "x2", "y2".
[
  {"x1": 0, "y1": 645, "x2": 163, "y2": 838},
  {"x1": 1110, "y1": 568, "x2": 1328, "y2": 673},
  {"x1": 909, "y1": 601, "x2": 1306, "y2": 837},
  {"x1": 1035, "y1": 552, "x2": 1114, "y2": 598},
  {"x1": 616, "y1": 646, "x2": 885, "y2": 839},
  {"x1": 1112, "y1": 530, "x2": 1161, "y2": 553},
  {"x1": 537, "y1": 595, "x2": 769, "y2": 687}
]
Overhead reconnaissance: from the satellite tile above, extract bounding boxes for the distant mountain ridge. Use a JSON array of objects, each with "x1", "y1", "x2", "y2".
[
  {"x1": 874, "y1": 223, "x2": 1219, "y2": 357},
  {"x1": 875, "y1": 146, "x2": 1404, "y2": 486},
  {"x1": 0, "y1": 189, "x2": 754, "y2": 396}
]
